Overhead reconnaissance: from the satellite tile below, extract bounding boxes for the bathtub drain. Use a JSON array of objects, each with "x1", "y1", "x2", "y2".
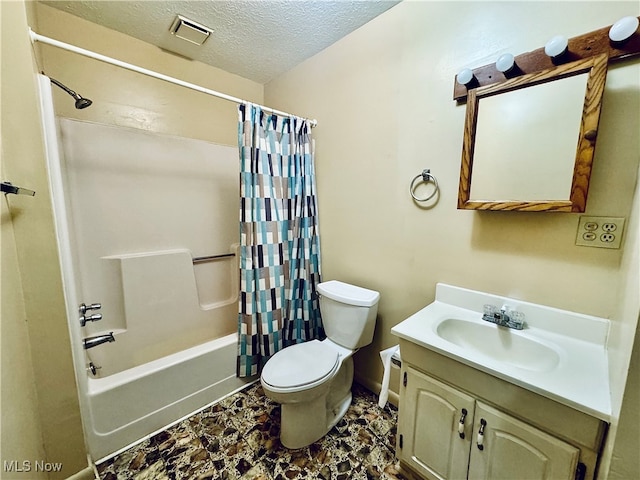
[{"x1": 88, "y1": 362, "x2": 102, "y2": 376}]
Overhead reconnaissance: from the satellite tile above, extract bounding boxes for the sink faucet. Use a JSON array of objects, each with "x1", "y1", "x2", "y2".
[{"x1": 482, "y1": 304, "x2": 525, "y2": 330}]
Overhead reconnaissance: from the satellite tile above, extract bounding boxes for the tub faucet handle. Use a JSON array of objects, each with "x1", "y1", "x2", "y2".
[
  {"x1": 80, "y1": 313, "x2": 102, "y2": 327},
  {"x1": 79, "y1": 302, "x2": 101, "y2": 314},
  {"x1": 79, "y1": 302, "x2": 102, "y2": 326}
]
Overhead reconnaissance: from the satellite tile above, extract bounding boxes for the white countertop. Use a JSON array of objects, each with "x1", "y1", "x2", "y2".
[{"x1": 391, "y1": 284, "x2": 611, "y2": 422}]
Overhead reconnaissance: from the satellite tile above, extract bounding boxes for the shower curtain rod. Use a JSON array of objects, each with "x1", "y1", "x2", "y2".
[{"x1": 29, "y1": 29, "x2": 317, "y2": 127}]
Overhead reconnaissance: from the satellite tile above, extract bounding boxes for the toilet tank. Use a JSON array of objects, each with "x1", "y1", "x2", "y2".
[{"x1": 317, "y1": 280, "x2": 380, "y2": 349}]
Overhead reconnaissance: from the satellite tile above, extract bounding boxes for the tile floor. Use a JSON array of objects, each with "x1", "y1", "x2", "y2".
[{"x1": 96, "y1": 383, "x2": 406, "y2": 480}]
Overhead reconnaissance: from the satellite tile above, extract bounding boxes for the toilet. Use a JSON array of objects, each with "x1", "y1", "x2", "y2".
[{"x1": 260, "y1": 280, "x2": 380, "y2": 449}]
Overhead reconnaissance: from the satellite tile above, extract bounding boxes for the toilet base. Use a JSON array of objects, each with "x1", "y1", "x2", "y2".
[
  {"x1": 278, "y1": 357, "x2": 354, "y2": 449},
  {"x1": 280, "y1": 389, "x2": 353, "y2": 449},
  {"x1": 280, "y1": 394, "x2": 326, "y2": 449},
  {"x1": 327, "y1": 391, "x2": 352, "y2": 431}
]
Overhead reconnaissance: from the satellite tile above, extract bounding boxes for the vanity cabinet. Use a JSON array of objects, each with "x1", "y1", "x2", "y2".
[
  {"x1": 400, "y1": 366, "x2": 475, "y2": 480},
  {"x1": 396, "y1": 341, "x2": 607, "y2": 480},
  {"x1": 399, "y1": 367, "x2": 579, "y2": 480}
]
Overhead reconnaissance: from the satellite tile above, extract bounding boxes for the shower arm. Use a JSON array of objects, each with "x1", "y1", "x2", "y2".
[{"x1": 48, "y1": 76, "x2": 80, "y2": 100}]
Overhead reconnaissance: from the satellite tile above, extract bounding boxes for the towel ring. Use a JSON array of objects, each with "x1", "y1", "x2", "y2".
[{"x1": 410, "y1": 169, "x2": 439, "y2": 202}]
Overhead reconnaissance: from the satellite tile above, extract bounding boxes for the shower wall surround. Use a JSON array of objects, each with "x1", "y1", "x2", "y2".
[
  {"x1": 47, "y1": 114, "x2": 251, "y2": 459},
  {"x1": 58, "y1": 118, "x2": 239, "y2": 373}
]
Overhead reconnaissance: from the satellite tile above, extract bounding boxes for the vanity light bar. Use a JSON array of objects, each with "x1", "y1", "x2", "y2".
[{"x1": 453, "y1": 16, "x2": 640, "y2": 102}]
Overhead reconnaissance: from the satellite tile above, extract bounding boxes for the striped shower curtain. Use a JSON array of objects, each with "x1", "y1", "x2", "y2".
[{"x1": 236, "y1": 103, "x2": 323, "y2": 378}]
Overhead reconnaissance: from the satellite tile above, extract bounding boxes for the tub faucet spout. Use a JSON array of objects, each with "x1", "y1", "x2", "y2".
[{"x1": 83, "y1": 333, "x2": 115, "y2": 349}]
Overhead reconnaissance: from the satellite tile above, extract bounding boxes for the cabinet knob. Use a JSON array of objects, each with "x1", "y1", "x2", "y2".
[
  {"x1": 477, "y1": 418, "x2": 487, "y2": 450},
  {"x1": 458, "y1": 408, "x2": 468, "y2": 439}
]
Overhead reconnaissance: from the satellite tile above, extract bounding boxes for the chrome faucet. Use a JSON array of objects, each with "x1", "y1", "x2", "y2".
[
  {"x1": 482, "y1": 304, "x2": 525, "y2": 330},
  {"x1": 83, "y1": 333, "x2": 115, "y2": 349}
]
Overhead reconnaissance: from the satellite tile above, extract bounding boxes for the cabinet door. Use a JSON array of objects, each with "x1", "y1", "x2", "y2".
[
  {"x1": 399, "y1": 366, "x2": 475, "y2": 480},
  {"x1": 468, "y1": 402, "x2": 580, "y2": 480}
]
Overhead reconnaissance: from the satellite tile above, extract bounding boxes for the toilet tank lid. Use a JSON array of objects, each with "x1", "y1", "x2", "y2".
[{"x1": 317, "y1": 280, "x2": 380, "y2": 307}]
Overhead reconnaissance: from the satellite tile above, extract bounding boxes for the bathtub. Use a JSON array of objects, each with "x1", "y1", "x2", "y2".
[
  {"x1": 37, "y1": 76, "x2": 251, "y2": 463},
  {"x1": 86, "y1": 333, "x2": 253, "y2": 461}
]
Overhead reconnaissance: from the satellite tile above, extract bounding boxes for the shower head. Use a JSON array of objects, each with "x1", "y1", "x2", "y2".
[
  {"x1": 74, "y1": 97, "x2": 93, "y2": 109},
  {"x1": 48, "y1": 76, "x2": 93, "y2": 109}
]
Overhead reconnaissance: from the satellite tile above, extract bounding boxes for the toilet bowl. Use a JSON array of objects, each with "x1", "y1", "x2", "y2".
[{"x1": 260, "y1": 280, "x2": 379, "y2": 449}]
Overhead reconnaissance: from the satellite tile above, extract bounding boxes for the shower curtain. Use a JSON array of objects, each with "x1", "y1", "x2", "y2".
[{"x1": 237, "y1": 103, "x2": 323, "y2": 378}]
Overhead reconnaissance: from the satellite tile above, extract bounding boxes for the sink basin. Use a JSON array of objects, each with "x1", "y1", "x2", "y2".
[
  {"x1": 391, "y1": 284, "x2": 612, "y2": 420},
  {"x1": 436, "y1": 318, "x2": 560, "y2": 372}
]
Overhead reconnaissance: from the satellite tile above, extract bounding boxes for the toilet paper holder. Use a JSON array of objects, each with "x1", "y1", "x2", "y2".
[{"x1": 378, "y1": 345, "x2": 401, "y2": 408}]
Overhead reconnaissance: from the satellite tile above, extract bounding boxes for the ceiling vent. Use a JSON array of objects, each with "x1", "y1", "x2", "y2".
[{"x1": 169, "y1": 15, "x2": 212, "y2": 46}]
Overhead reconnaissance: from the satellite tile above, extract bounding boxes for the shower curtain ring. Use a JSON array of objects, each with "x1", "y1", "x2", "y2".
[{"x1": 410, "y1": 169, "x2": 439, "y2": 202}]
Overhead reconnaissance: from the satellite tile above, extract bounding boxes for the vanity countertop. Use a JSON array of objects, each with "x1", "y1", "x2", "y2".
[{"x1": 392, "y1": 283, "x2": 611, "y2": 422}]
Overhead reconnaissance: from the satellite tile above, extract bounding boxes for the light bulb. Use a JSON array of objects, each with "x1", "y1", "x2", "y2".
[
  {"x1": 496, "y1": 53, "x2": 515, "y2": 73},
  {"x1": 609, "y1": 16, "x2": 639, "y2": 43},
  {"x1": 456, "y1": 68, "x2": 475, "y2": 86},
  {"x1": 544, "y1": 35, "x2": 569, "y2": 58}
]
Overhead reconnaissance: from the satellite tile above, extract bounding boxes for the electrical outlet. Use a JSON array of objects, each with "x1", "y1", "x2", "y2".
[{"x1": 576, "y1": 216, "x2": 625, "y2": 249}]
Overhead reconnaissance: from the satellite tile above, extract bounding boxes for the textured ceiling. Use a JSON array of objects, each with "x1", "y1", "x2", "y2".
[{"x1": 41, "y1": 1, "x2": 400, "y2": 84}]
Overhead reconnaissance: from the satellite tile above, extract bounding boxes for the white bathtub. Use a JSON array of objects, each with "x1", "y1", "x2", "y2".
[
  {"x1": 85, "y1": 333, "x2": 253, "y2": 461},
  {"x1": 36, "y1": 78, "x2": 251, "y2": 464}
]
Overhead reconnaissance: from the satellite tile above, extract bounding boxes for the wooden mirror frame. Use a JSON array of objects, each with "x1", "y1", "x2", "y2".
[{"x1": 457, "y1": 54, "x2": 608, "y2": 212}]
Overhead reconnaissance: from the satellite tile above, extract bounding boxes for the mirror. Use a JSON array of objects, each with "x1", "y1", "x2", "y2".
[{"x1": 457, "y1": 54, "x2": 608, "y2": 212}]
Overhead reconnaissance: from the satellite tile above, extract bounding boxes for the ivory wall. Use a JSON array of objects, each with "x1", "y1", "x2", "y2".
[{"x1": 265, "y1": 2, "x2": 640, "y2": 477}]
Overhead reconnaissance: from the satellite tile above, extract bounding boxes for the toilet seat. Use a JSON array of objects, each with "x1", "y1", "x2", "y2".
[{"x1": 261, "y1": 340, "x2": 339, "y2": 393}]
